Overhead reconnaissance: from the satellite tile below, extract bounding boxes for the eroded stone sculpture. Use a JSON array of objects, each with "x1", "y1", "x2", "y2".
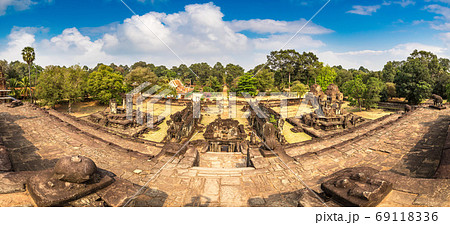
[
  {"x1": 321, "y1": 167, "x2": 392, "y2": 207},
  {"x1": 27, "y1": 155, "x2": 114, "y2": 207},
  {"x1": 430, "y1": 94, "x2": 446, "y2": 110}
]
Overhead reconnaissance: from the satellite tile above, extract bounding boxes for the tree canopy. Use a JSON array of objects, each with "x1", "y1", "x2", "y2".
[{"x1": 87, "y1": 65, "x2": 126, "y2": 104}]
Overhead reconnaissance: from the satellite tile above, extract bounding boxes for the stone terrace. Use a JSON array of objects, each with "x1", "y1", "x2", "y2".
[{"x1": 0, "y1": 104, "x2": 449, "y2": 206}]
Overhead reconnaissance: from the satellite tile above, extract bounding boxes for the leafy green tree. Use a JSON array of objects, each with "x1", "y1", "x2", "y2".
[
  {"x1": 316, "y1": 65, "x2": 337, "y2": 92},
  {"x1": 131, "y1": 61, "x2": 155, "y2": 70},
  {"x1": 395, "y1": 50, "x2": 434, "y2": 104},
  {"x1": 236, "y1": 73, "x2": 257, "y2": 96},
  {"x1": 343, "y1": 75, "x2": 366, "y2": 111},
  {"x1": 157, "y1": 84, "x2": 177, "y2": 97},
  {"x1": 18, "y1": 76, "x2": 32, "y2": 98},
  {"x1": 63, "y1": 65, "x2": 89, "y2": 112},
  {"x1": 382, "y1": 61, "x2": 401, "y2": 82},
  {"x1": 384, "y1": 82, "x2": 396, "y2": 100},
  {"x1": 124, "y1": 66, "x2": 157, "y2": 89},
  {"x1": 3, "y1": 61, "x2": 28, "y2": 80},
  {"x1": 225, "y1": 63, "x2": 244, "y2": 85},
  {"x1": 446, "y1": 82, "x2": 450, "y2": 100},
  {"x1": 298, "y1": 52, "x2": 322, "y2": 85},
  {"x1": 6, "y1": 78, "x2": 20, "y2": 98},
  {"x1": 157, "y1": 76, "x2": 170, "y2": 85},
  {"x1": 87, "y1": 65, "x2": 126, "y2": 104},
  {"x1": 21, "y1": 46, "x2": 35, "y2": 101},
  {"x1": 254, "y1": 69, "x2": 274, "y2": 92},
  {"x1": 290, "y1": 81, "x2": 309, "y2": 97},
  {"x1": 189, "y1": 63, "x2": 212, "y2": 85},
  {"x1": 363, "y1": 77, "x2": 384, "y2": 110},
  {"x1": 175, "y1": 64, "x2": 192, "y2": 82},
  {"x1": 396, "y1": 73, "x2": 432, "y2": 105},
  {"x1": 334, "y1": 66, "x2": 353, "y2": 87},
  {"x1": 153, "y1": 65, "x2": 169, "y2": 77},
  {"x1": 212, "y1": 62, "x2": 225, "y2": 84},
  {"x1": 267, "y1": 49, "x2": 300, "y2": 89},
  {"x1": 204, "y1": 75, "x2": 221, "y2": 92},
  {"x1": 37, "y1": 66, "x2": 65, "y2": 107}
]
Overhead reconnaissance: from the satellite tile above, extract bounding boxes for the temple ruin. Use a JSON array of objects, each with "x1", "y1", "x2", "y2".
[
  {"x1": 203, "y1": 117, "x2": 246, "y2": 153},
  {"x1": 288, "y1": 84, "x2": 364, "y2": 132},
  {"x1": 0, "y1": 82, "x2": 449, "y2": 207},
  {"x1": 0, "y1": 66, "x2": 12, "y2": 104},
  {"x1": 165, "y1": 102, "x2": 200, "y2": 142}
]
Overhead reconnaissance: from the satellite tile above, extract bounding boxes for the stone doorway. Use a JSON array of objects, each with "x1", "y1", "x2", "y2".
[{"x1": 221, "y1": 145, "x2": 229, "y2": 153}]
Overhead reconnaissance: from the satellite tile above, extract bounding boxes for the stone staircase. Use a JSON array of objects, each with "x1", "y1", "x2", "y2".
[
  {"x1": 198, "y1": 152, "x2": 247, "y2": 168},
  {"x1": 189, "y1": 167, "x2": 255, "y2": 177}
]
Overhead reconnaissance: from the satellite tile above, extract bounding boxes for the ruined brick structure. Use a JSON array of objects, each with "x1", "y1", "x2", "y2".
[
  {"x1": 300, "y1": 84, "x2": 364, "y2": 131},
  {"x1": 248, "y1": 103, "x2": 286, "y2": 149},
  {"x1": 89, "y1": 108, "x2": 165, "y2": 130},
  {"x1": 165, "y1": 102, "x2": 200, "y2": 142},
  {"x1": 203, "y1": 117, "x2": 246, "y2": 153}
]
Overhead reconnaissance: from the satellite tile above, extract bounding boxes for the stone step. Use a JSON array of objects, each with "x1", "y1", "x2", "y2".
[{"x1": 190, "y1": 167, "x2": 254, "y2": 177}]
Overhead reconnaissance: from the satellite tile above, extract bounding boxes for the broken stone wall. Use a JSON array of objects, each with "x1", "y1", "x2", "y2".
[
  {"x1": 165, "y1": 103, "x2": 200, "y2": 142},
  {"x1": 249, "y1": 103, "x2": 286, "y2": 149}
]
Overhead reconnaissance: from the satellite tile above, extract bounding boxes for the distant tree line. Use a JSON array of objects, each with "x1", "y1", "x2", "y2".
[{"x1": 0, "y1": 47, "x2": 449, "y2": 110}]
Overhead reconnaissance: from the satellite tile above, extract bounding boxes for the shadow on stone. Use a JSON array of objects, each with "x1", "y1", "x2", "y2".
[
  {"x1": 247, "y1": 189, "x2": 327, "y2": 207},
  {"x1": 184, "y1": 195, "x2": 211, "y2": 207},
  {"x1": 391, "y1": 114, "x2": 450, "y2": 178},
  {"x1": 0, "y1": 112, "x2": 57, "y2": 171}
]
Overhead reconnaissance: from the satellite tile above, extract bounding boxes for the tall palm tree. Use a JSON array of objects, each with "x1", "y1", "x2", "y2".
[{"x1": 22, "y1": 47, "x2": 35, "y2": 103}]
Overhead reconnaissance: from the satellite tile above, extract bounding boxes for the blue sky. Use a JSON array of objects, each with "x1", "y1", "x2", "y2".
[{"x1": 0, "y1": 0, "x2": 449, "y2": 70}]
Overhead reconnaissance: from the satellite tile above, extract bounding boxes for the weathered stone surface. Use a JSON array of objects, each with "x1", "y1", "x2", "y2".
[
  {"x1": 0, "y1": 192, "x2": 34, "y2": 207},
  {"x1": 27, "y1": 170, "x2": 114, "y2": 207},
  {"x1": 165, "y1": 103, "x2": 199, "y2": 142},
  {"x1": 97, "y1": 178, "x2": 139, "y2": 207},
  {"x1": 0, "y1": 171, "x2": 37, "y2": 194},
  {"x1": 0, "y1": 140, "x2": 12, "y2": 172},
  {"x1": 130, "y1": 188, "x2": 168, "y2": 207},
  {"x1": 321, "y1": 167, "x2": 392, "y2": 207},
  {"x1": 7, "y1": 100, "x2": 23, "y2": 108},
  {"x1": 1, "y1": 99, "x2": 450, "y2": 207},
  {"x1": 68, "y1": 193, "x2": 102, "y2": 207},
  {"x1": 220, "y1": 186, "x2": 242, "y2": 205},
  {"x1": 53, "y1": 155, "x2": 97, "y2": 183},
  {"x1": 263, "y1": 191, "x2": 301, "y2": 207},
  {"x1": 247, "y1": 197, "x2": 266, "y2": 206}
]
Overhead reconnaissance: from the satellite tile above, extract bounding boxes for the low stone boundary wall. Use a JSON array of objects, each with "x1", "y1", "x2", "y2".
[
  {"x1": 285, "y1": 112, "x2": 401, "y2": 149},
  {"x1": 37, "y1": 107, "x2": 161, "y2": 158},
  {"x1": 377, "y1": 102, "x2": 407, "y2": 110}
]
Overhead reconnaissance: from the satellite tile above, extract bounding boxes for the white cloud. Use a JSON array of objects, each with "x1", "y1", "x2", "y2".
[
  {"x1": 440, "y1": 32, "x2": 450, "y2": 46},
  {"x1": 425, "y1": 0, "x2": 450, "y2": 4},
  {"x1": 0, "y1": 27, "x2": 36, "y2": 61},
  {"x1": 0, "y1": 0, "x2": 36, "y2": 16},
  {"x1": 228, "y1": 19, "x2": 333, "y2": 35},
  {"x1": 426, "y1": 4, "x2": 450, "y2": 32},
  {"x1": 426, "y1": 4, "x2": 450, "y2": 20},
  {"x1": 1, "y1": 2, "x2": 447, "y2": 72},
  {"x1": 347, "y1": 5, "x2": 381, "y2": 16},
  {"x1": 0, "y1": 2, "x2": 327, "y2": 69},
  {"x1": 318, "y1": 43, "x2": 448, "y2": 70},
  {"x1": 431, "y1": 22, "x2": 450, "y2": 30},
  {"x1": 393, "y1": 0, "x2": 415, "y2": 7}
]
